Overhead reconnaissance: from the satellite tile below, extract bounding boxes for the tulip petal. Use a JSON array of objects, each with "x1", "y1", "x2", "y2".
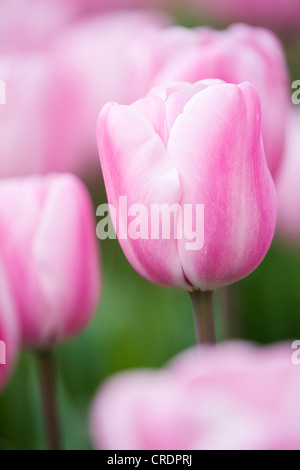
[
  {"x1": 167, "y1": 82, "x2": 277, "y2": 290},
  {"x1": 98, "y1": 101, "x2": 188, "y2": 287},
  {"x1": 32, "y1": 175, "x2": 101, "y2": 345}
]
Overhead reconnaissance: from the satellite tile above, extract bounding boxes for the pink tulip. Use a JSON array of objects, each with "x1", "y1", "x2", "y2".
[
  {"x1": 0, "y1": 0, "x2": 84, "y2": 177},
  {"x1": 184, "y1": 0, "x2": 300, "y2": 33},
  {"x1": 0, "y1": 0, "x2": 87, "y2": 177},
  {"x1": 90, "y1": 342, "x2": 300, "y2": 450},
  {"x1": 0, "y1": 260, "x2": 19, "y2": 391},
  {"x1": 276, "y1": 109, "x2": 300, "y2": 242},
  {"x1": 97, "y1": 80, "x2": 277, "y2": 291},
  {"x1": 0, "y1": 10, "x2": 168, "y2": 178},
  {"x1": 0, "y1": 0, "x2": 75, "y2": 53},
  {"x1": 56, "y1": 0, "x2": 168, "y2": 16},
  {"x1": 52, "y1": 11, "x2": 169, "y2": 176},
  {"x1": 130, "y1": 24, "x2": 290, "y2": 177},
  {"x1": 0, "y1": 174, "x2": 101, "y2": 348},
  {"x1": 0, "y1": 52, "x2": 86, "y2": 177}
]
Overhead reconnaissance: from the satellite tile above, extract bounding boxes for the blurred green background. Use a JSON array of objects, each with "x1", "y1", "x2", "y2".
[
  {"x1": 0, "y1": 14, "x2": 299, "y2": 450},
  {"x1": 1, "y1": 197, "x2": 300, "y2": 449}
]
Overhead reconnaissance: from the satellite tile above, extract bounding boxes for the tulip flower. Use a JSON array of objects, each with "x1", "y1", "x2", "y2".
[
  {"x1": 97, "y1": 80, "x2": 277, "y2": 341},
  {"x1": 183, "y1": 0, "x2": 300, "y2": 34},
  {"x1": 0, "y1": 174, "x2": 101, "y2": 347},
  {"x1": 0, "y1": 174, "x2": 101, "y2": 449},
  {"x1": 0, "y1": 52, "x2": 87, "y2": 177},
  {"x1": 0, "y1": 260, "x2": 19, "y2": 392},
  {"x1": 0, "y1": 0, "x2": 73, "y2": 52},
  {"x1": 130, "y1": 23, "x2": 290, "y2": 177},
  {"x1": 276, "y1": 109, "x2": 300, "y2": 242},
  {"x1": 0, "y1": 10, "x2": 168, "y2": 178},
  {"x1": 0, "y1": 1, "x2": 85, "y2": 177},
  {"x1": 55, "y1": 0, "x2": 168, "y2": 16},
  {"x1": 90, "y1": 341, "x2": 300, "y2": 450},
  {"x1": 52, "y1": 11, "x2": 169, "y2": 176}
]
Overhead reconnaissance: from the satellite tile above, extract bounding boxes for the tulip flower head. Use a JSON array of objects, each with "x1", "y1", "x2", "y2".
[
  {"x1": 130, "y1": 23, "x2": 290, "y2": 177},
  {"x1": 97, "y1": 80, "x2": 277, "y2": 291},
  {"x1": 276, "y1": 109, "x2": 300, "y2": 242},
  {"x1": 0, "y1": 174, "x2": 101, "y2": 348},
  {"x1": 90, "y1": 342, "x2": 300, "y2": 450}
]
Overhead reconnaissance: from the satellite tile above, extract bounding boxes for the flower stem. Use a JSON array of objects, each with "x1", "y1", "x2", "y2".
[
  {"x1": 189, "y1": 290, "x2": 216, "y2": 344},
  {"x1": 36, "y1": 349, "x2": 61, "y2": 450}
]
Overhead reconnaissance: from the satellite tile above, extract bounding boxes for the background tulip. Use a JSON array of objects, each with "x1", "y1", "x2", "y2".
[
  {"x1": 0, "y1": 0, "x2": 86, "y2": 178},
  {"x1": 90, "y1": 341, "x2": 300, "y2": 450},
  {"x1": 0, "y1": 174, "x2": 101, "y2": 348},
  {"x1": 129, "y1": 23, "x2": 290, "y2": 177},
  {"x1": 0, "y1": 52, "x2": 87, "y2": 177},
  {"x1": 0, "y1": 0, "x2": 74, "y2": 53},
  {"x1": 53, "y1": 10, "x2": 169, "y2": 177},
  {"x1": 55, "y1": 0, "x2": 169, "y2": 17},
  {"x1": 276, "y1": 109, "x2": 300, "y2": 242},
  {"x1": 0, "y1": 260, "x2": 19, "y2": 391},
  {"x1": 97, "y1": 80, "x2": 277, "y2": 292},
  {"x1": 0, "y1": 10, "x2": 168, "y2": 178}
]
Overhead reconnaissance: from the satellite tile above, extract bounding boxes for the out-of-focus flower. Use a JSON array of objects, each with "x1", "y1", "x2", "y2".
[
  {"x1": 90, "y1": 342, "x2": 300, "y2": 450},
  {"x1": 55, "y1": 0, "x2": 169, "y2": 17},
  {"x1": 0, "y1": 52, "x2": 86, "y2": 177},
  {"x1": 0, "y1": 10, "x2": 168, "y2": 178},
  {"x1": 129, "y1": 24, "x2": 290, "y2": 177},
  {"x1": 0, "y1": 174, "x2": 101, "y2": 348},
  {"x1": 183, "y1": 0, "x2": 300, "y2": 34},
  {"x1": 97, "y1": 80, "x2": 277, "y2": 291},
  {"x1": 0, "y1": 0, "x2": 89, "y2": 177},
  {"x1": 0, "y1": 260, "x2": 19, "y2": 391},
  {"x1": 276, "y1": 109, "x2": 300, "y2": 242},
  {"x1": 0, "y1": 0, "x2": 74, "y2": 53},
  {"x1": 53, "y1": 11, "x2": 169, "y2": 176}
]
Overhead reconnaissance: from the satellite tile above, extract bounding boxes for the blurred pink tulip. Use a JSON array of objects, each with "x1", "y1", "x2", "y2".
[
  {"x1": 57, "y1": 0, "x2": 168, "y2": 16},
  {"x1": 90, "y1": 342, "x2": 300, "y2": 450},
  {"x1": 130, "y1": 24, "x2": 290, "y2": 177},
  {"x1": 0, "y1": 260, "x2": 19, "y2": 391},
  {"x1": 52, "y1": 11, "x2": 169, "y2": 176},
  {"x1": 0, "y1": 174, "x2": 101, "y2": 348},
  {"x1": 276, "y1": 109, "x2": 300, "y2": 242},
  {"x1": 0, "y1": 0, "x2": 73, "y2": 53},
  {"x1": 97, "y1": 80, "x2": 277, "y2": 291},
  {"x1": 0, "y1": 10, "x2": 168, "y2": 178},
  {"x1": 184, "y1": 0, "x2": 300, "y2": 34},
  {"x1": 0, "y1": 52, "x2": 86, "y2": 177},
  {"x1": 0, "y1": 0, "x2": 89, "y2": 177}
]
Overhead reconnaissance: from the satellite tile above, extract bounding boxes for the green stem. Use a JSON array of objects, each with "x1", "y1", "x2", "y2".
[
  {"x1": 36, "y1": 349, "x2": 61, "y2": 450},
  {"x1": 189, "y1": 290, "x2": 216, "y2": 344}
]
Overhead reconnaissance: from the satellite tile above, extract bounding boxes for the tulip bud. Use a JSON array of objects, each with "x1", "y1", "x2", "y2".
[
  {"x1": 97, "y1": 80, "x2": 277, "y2": 291},
  {"x1": 0, "y1": 174, "x2": 101, "y2": 348}
]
